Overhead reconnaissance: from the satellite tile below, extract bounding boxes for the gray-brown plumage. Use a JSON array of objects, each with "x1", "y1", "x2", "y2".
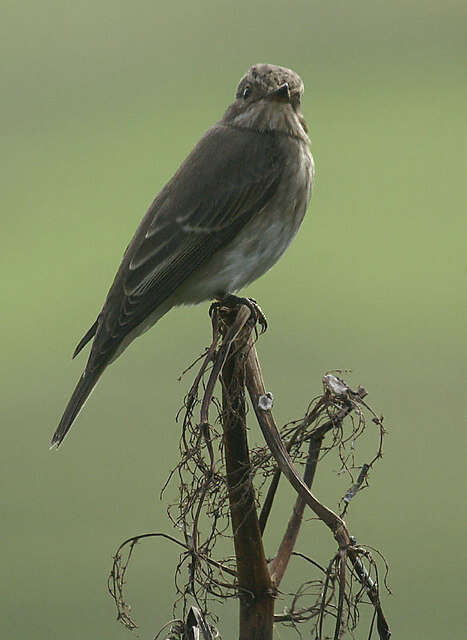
[{"x1": 51, "y1": 63, "x2": 314, "y2": 447}]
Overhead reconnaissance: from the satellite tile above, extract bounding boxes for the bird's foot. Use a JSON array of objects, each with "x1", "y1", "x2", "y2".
[{"x1": 210, "y1": 294, "x2": 268, "y2": 334}]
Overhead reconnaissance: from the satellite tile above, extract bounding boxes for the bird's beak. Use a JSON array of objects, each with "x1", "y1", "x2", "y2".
[{"x1": 268, "y1": 83, "x2": 290, "y2": 103}]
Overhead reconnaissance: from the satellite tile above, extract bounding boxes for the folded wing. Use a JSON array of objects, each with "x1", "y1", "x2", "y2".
[{"x1": 86, "y1": 125, "x2": 284, "y2": 368}]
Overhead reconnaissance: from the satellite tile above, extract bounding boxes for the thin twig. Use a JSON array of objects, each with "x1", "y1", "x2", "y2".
[
  {"x1": 269, "y1": 430, "x2": 323, "y2": 586},
  {"x1": 334, "y1": 550, "x2": 347, "y2": 640}
]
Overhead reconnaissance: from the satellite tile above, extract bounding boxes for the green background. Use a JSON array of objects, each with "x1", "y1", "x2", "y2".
[{"x1": 2, "y1": 1, "x2": 466, "y2": 638}]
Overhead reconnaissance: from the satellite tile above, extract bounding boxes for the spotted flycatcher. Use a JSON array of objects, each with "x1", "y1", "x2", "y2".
[{"x1": 51, "y1": 63, "x2": 314, "y2": 447}]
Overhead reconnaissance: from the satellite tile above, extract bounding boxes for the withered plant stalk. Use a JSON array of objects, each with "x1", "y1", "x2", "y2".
[{"x1": 108, "y1": 304, "x2": 391, "y2": 640}]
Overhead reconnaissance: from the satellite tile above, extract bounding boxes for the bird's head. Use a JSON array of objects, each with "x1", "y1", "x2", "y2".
[{"x1": 222, "y1": 64, "x2": 308, "y2": 140}]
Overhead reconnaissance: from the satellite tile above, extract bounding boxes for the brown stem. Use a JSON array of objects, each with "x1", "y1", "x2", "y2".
[
  {"x1": 269, "y1": 432, "x2": 323, "y2": 586},
  {"x1": 258, "y1": 469, "x2": 280, "y2": 533},
  {"x1": 192, "y1": 309, "x2": 252, "y2": 558},
  {"x1": 334, "y1": 549, "x2": 347, "y2": 640},
  {"x1": 220, "y1": 310, "x2": 274, "y2": 640}
]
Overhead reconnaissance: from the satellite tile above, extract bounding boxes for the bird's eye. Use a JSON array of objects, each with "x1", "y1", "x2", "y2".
[{"x1": 243, "y1": 86, "x2": 251, "y2": 99}]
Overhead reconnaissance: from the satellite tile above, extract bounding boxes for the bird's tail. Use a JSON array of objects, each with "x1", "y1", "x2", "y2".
[{"x1": 51, "y1": 366, "x2": 105, "y2": 448}]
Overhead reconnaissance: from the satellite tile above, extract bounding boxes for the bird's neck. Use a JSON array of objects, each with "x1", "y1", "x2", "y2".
[{"x1": 224, "y1": 103, "x2": 310, "y2": 144}]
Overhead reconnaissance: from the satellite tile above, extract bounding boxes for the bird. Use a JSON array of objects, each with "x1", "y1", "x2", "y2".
[{"x1": 51, "y1": 63, "x2": 314, "y2": 447}]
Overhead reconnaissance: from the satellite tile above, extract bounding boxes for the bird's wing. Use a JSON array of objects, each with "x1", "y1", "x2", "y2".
[{"x1": 87, "y1": 125, "x2": 285, "y2": 365}]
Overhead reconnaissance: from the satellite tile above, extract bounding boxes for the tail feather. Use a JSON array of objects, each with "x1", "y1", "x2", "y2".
[{"x1": 51, "y1": 366, "x2": 105, "y2": 448}]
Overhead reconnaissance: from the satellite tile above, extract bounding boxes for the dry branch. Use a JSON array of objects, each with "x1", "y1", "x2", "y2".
[
  {"x1": 108, "y1": 303, "x2": 391, "y2": 640},
  {"x1": 220, "y1": 308, "x2": 274, "y2": 639}
]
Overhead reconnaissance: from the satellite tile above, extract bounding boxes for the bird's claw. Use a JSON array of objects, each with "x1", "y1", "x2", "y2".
[
  {"x1": 244, "y1": 297, "x2": 268, "y2": 334},
  {"x1": 213, "y1": 294, "x2": 268, "y2": 334},
  {"x1": 209, "y1": 301, "x2": 221, "y2": 318}
]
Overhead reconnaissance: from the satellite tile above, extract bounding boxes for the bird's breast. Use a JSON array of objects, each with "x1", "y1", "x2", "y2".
[{"x1": 175, "y1": 139, "x2": 314, "y2": 304}]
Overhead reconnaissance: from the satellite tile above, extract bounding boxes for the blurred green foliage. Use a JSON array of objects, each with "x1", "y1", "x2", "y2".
[{"x1": 1, "y1": 1, "x2": 466, "y2": 638}]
